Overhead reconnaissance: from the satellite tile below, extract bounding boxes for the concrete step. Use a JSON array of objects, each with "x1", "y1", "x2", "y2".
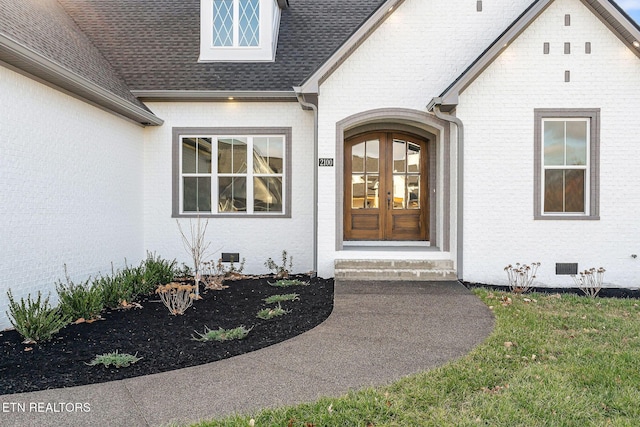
[{"x1": 334, "y1": 259, "x2": 457, "y2": 281}]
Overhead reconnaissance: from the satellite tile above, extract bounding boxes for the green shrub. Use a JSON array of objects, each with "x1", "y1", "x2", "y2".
[
  {"x1": 6, "y1": 290, "x2": 70, "y2": 343},
  {"x1": 192, "y1": 325, "x2": 252, "y2": 342},
  {"x1": 120, "y1": 263, "x2": 145, "y2": 299},
  {"x1": 268, "y1": 279, "x2": 309, "y2": 288},
  {"x1": 95, "y1": 271, "x2": 133, "y2": 309},
  {"x1": 257, "y1": 303, "x2": 290, "y2": 320},
  {"x1": 263, "y1": 293, "x2": 299, "y2": 304},
  {"x1": 56, "y1": 266, "x2": 104, "y2": 321},
  {"x1": 140, "y1": 252, "x2": 177, "y2": 295},
  {"x1": 87, "y1": 350, "x2": 141, "y2": 368}
]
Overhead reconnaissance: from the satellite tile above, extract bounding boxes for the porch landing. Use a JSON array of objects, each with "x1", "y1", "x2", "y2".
[{"x1": 335, "y1": 259, "x2": 457, "y2": 281}]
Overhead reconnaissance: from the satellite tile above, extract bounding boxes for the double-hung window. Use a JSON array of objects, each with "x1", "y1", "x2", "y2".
[
  {"x1": 173, "y1": 128, "x2": 291, "y2": 217},
  {"x1": 534, "y1": 109, "x2": 600, "y2": 220}
]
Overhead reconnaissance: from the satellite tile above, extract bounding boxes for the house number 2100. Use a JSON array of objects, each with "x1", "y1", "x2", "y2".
[{"x1": 319, "y1": 158, "x2": 334, "y2": 167}]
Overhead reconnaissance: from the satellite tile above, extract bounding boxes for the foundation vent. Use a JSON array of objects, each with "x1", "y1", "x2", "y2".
[
  {"x1": 222, "y1": 252, "x2": 240, "y2": 263},
  {"x1": 556, "y1": 263, "x2": 578, "y2": 275}
]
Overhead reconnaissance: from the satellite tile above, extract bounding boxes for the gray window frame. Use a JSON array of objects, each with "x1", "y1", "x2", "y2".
[
  {"x1": 534, "y1": 108, "x2": 600, "y2": 220},
  {"x1": 172, "y1": 127, "x2": 292, "y2": 218}
]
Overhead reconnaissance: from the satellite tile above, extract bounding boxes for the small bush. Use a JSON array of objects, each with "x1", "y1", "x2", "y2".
[
  {"x1": 572, "y1": 267, "x2": 606, "y2": 298},
  {"x1": 87, "y1": 350, "x2": 141, "y2": 368},
  {"x1": 268, "y1": 279, "x2": 309, "y2": 288},
  {"x1": 192, "y1": 325, "x2": 252, "y2": 342},
  {"x1": 95, "y1": 269, "x2": 133, "y2": 309},
  {"x1": 6, "y1": 290, "x2": 69, "y2": 343},
  {"x1": 504, "y1": 262, "x2": 540, "y2": 293},
  {"x1": 263, "y1": 293, "x2": 299, "y2": 304},
  {"x1": 141, "y1": 252, "x2": 177, "y2": 294},
  {"x1": 56, "y1": 265, "x2": 104, "y2": 321},
  {"x1": 120, "y1": 263, "x2": 145, "y2": 299},
  {"x1": 264, "y1": 250, "x2": 293, "y2": 278},
  {"x1": 257, "y1": 303, "x2": 290, "y2": 320},
  {"x1": 155, "y1": 282, "x2": 197, "y2": 315}
]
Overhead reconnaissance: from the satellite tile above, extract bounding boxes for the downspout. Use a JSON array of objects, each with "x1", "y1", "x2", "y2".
[
  {"x1": 295, "y1": 94, "x2": 319, "y2": 276},
  {"x1": 429, "y1": 99, "x2": 464, "y2": 281}
]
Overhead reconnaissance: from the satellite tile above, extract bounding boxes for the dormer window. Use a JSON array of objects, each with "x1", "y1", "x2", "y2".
[
  {"x1": 213, "y1": 0, "x2": 259, "y2": 47},
  {"x1": 200, "y1": 0, "x2": 288, "y2": 62}
]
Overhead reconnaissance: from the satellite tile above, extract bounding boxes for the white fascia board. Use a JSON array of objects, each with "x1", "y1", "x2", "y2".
[
  {"x1": 296, "y1": 0, "x2": 405, "y2": 95},
  {"x1": 131, "y1": 90, "x2": 298, "y2": 101},
  {"x1": 0, "y1": 33, "x2": 163, "y2": 126}
]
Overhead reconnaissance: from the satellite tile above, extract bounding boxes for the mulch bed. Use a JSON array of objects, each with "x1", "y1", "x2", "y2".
[{"x1": 0, "y1": 275, "x2": 333, "y2": 395}]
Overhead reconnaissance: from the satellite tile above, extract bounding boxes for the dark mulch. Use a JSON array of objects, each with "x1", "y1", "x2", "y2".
[{"x1": 0, "y1": 275, "x2": 333, "y2": 396}]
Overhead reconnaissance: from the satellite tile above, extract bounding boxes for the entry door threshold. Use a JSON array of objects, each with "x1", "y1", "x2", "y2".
[{"x1": 343, "y1": 240, "x2": 431, "y2": 247}]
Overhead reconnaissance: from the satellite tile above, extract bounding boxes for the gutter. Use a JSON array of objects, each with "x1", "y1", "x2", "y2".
[
  {"x1": 294, "y1": 92, "x2": 319, "y2": 276},
  {"x1": 427, "y1": 97, "x2": 464, "y2": 280}
]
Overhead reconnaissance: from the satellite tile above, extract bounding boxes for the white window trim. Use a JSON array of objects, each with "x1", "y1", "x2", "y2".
[
  {"x1": 540, "y1": 118, "x2": 590, "y2": 216},
  {"x1": 533, "y1": 109, "x2": 600, "y2": 221},
  {"x1": 200, "y1": 0, "x2": 281, "y2": 62},
  {"x1": 172, "y1": 127, "x2": 292, "y2": 218}
]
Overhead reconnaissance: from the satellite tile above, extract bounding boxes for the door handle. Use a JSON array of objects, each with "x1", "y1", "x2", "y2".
[{"x1": 387, "y1": 192, "x2": 391, "y2": 210}]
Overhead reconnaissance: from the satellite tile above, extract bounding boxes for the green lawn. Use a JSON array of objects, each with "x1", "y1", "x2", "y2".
[{"x1": 191, "y1": 289, "x2": 640, "y2": 426}]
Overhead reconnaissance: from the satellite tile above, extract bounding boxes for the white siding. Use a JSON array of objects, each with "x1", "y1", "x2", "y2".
[
  {"x1": 0, "y1": 66, "x2": 146, "y2": 329},
  {"x1": 457, "y1": 0, "x2": 640, "y2": 288},
  {"x1": 316, "y1": 0, "x2": 535, "y2": 277},
  {"x1": 142, "y1": 101, "x2": 315, "y2": 275}
]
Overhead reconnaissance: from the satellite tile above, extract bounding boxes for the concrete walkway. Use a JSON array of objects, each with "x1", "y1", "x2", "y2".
[{"x1": 0, "y1": 281, "x2": 494, "y2": 427}]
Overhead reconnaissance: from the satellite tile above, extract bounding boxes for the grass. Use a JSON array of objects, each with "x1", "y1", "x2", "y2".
[
  {"x1": 191, "y1": 289, "x2": 640, "y2": 426},
  {"x1": 263, "y1": 293, "x2": 300, "y2": 304},
  {"x1": 192, "y1": 326, "x2": 252, "y2": 342}
]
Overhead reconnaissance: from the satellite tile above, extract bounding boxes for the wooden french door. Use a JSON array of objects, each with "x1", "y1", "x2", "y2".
[{"x1": 344, "y1": 132, "x2": 428, "y2": 241}]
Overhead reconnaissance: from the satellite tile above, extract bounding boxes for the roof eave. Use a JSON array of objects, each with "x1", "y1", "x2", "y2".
[{"x1": 0, "y1": 33, "x2": 163, "y2": 127}]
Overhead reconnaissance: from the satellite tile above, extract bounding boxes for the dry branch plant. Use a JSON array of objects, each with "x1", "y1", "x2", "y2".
[
  {"x1": 176, "y1": 217, "x2": 212, "y2": 298},
  {"x1": 504, "y1": 262, "x2": 540, "y2": 293},
  {"x1": 155, "y1": 282, "x2": 197, "y2": 315},
  {"x1": 572, "y1": 267, "x2": 606, "y2": 298}
]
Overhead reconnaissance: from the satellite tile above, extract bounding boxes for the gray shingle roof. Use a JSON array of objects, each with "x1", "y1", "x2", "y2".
[
  {"x1": 57, "y1": 0, "x2": 386, "y2": 92},
  {"x1": 0, "y1": 0, "x2": 148, "y2": 109}
]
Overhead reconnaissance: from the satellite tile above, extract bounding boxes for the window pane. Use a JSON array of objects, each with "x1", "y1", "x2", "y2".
[
  {"x1": 239, "y1": 0, "x2": 260, "y2": 47},
  {"x1": 544, "y1": 121, "x2": 565, "y2": 166},
  {"x1": 407, "y1": 142, "x2": 421, "y2": 173},
  {"x1": 544, "y1": 169, "x2": 564, "y2": 212},
  {"x1": 182, "y1": 138, "x2": 197, "y2": 174},
  {"x1": 393, "y1": 175, "x2": 406, "y2": 209},
  {"x1": 183, "y1": 177, "x2": 211, "y2": 212},
  {"x1": 407, "y1": 175, "x2": 420, "y2": 209},
  {"x1": 213, "y1": 0, "x2": 233, "y2": 46},
  {"x1": 254, "y1": 137, "x2": 283, "y2": 174},
  {"x1": 218, "y1": 177, "x2": 247, "y2": 212},
  {"x1": 393, "y1": 140, "x2": 406, "y2": 173},
  {"x1": 352, "y1": 175, "x2": 365, "y2": 209},
  {"x1": 218, "y1": 138, "x2": 247, "y2": 174},
  {"x1": 565, "y1": 169, "x2": 585, "y2": 212},
  {"x1": 566, "y1": 121, "x2": 587, "y2": 166},
  {"x1": 352, "y1": 142, "x2": 365, "y2": 173},
  {"x1": 366, "y1": 140, "x2": 379, "y2": 173},
  {"x1": 197, "y1": 138, "x2": 212, "y2": 173},
  {"x1": 366, "y1": 175, "x2": 379, "y2": 208},
  {"x1": 254, "y1": 177, "x2": 282, "y2": 212}
]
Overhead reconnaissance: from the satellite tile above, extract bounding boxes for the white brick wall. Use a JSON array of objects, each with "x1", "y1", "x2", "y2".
[
  {"x1": 142, "y1": 101, "x2": 315, "y2": 275},
  {"x1": 457, "y1": 0, "x2": 640, "y2": 288},
  {"x1": 315, "y1": 0, "x2": 534, "y2": 277},
  {"x1": 0, "y1": 66, "x2": 146, "y2": 329}
]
